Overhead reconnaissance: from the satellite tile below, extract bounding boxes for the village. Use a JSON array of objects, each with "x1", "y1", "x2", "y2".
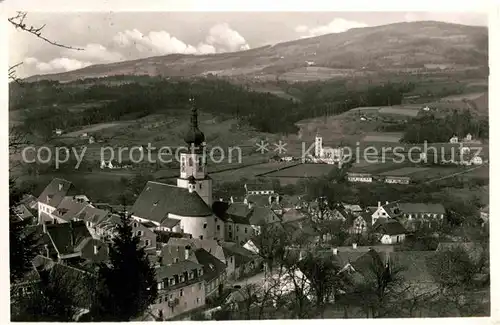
[{"x1": 10, "y1": 105, "x2": 490, "y2": 320}]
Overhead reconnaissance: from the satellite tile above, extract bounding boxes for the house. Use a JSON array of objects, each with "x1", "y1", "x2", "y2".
[
  {"x1": 51, "y1": 196, "x2": 90, "y2": 224},
  {"x1": 342, "y1": 203, "x2": 363, "y2": 215},
  {"x1": 220, "y1": 242, "x2": 261, "y2": 280},
  {"x1": 373, "y1": 219, "x2": 406, "y2": 244},
  {"x1": 191, "y1": 247, "x2": 227, "y2": 298},
  {"x1": 42, "y1": 221, "x2": 108, "y2": 263},
  {"x1": 347, "y1": 213, "x2": 372, "y2": 234},
  {"x1": 152, "y1": 260, "x2": 206, "y2": 320},
  {"x1": 12, "y1": 204, "x2": 34, "y2": 222},
  {"x1": 54, "y1": 129, "x2": 63, "y2": 136},
  {"x1": 449, "y1": 135, "x2": 459, "y2": 143},
  {"x1": 159, "y1": 238, "x2": 226, "y2": 267},
  {"x1": 37, "y1": 178, "x2": 74, "y2": 224},
  {"x1": 281, "y1": 208, "x2": 307, "y2": 224},
  {"x1": 398, "y1": 203, "x2": 445, "y2": 231},
  {"x1": 100, "y1": 160, "x2": 115, "y2": 169},
  {"x1": 223, "y1": 202, "x2": 280, "y2": 245},
  {"x1": 370, "y1": 201, "x2": 400, "y2": 226},
  {"x1": 384, "y1": 175, "x2": 411, "y2": 185},
  {"x1": 463, "y1": 133, "x2": 473, "y2": 142},
  {"x1": 74, "y1": 206, "x2": 109, "y2": 238},
  {"x1": 471, "y1": 156, "x2": 483, "y2": 165},
  {"x1": 244, "y1": 183, "x2": 275, "y2": 195},
  {"x1": 347, "y1": 172, "x2": 373, "y2": 183}
]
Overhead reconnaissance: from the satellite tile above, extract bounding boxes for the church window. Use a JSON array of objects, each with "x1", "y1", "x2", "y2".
[{"x1": 189, "y1": 158, "x2": 193, "y2": 167}]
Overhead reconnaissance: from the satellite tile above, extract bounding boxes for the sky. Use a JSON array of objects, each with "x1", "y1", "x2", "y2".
[{"x1": 8, "y1": 11, "x2": 488, "y2": 77}]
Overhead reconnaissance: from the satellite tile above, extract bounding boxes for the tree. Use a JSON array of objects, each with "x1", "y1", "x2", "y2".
[
  {"x1": 9, "y1": 179, "x2": 40, "y2": 283},
  {"x1": 90, "y1": 213, "x2": 157, "y2": 321},
  {"x1": 299, "y1": 249, "x2": 346, "y2": 316},
  {"x1": 12, "y1": 265, "x2": 93, "y2": 321}
]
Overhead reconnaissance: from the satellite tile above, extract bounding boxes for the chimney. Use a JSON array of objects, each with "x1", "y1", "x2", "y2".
[
  {"x1": 94, "y1": 244, "x2": 98, "y2": 255},
  {"x1": 352, "y1": 243, "x2": 357, "y2": 249},
  {"x1": 230, "y1": 196, "x2": 234, "y2": 203},
  {"x1": 69, "y1": 221, "x2": 75, "y2": 248},
  {"x1": 248, "y1": 201, "x2": 254, "y2": 209},
  {"x1": 44, "y1": 244, "x2": 50, "y2": 258},
  {"x1": 58, "y1": 183, "x2": 63, "y2": 191},
  {"x1": 185, "y1": 245, "x2": 191, "y2": 260},
  {"x1": 332, "y1": 248, "x2": 338, "y2": 255},
  {"x1": 378, "y1": 201, "x2": 381, "y2": 208}
]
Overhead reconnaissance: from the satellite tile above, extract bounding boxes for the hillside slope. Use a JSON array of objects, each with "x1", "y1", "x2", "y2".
[{"x1": 24, "y1": 21, "x2": 488, "y2": 83}]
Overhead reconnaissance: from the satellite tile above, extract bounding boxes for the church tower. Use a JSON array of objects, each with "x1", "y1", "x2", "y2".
[{"x1": 177, "y1": 97, "x2": 213, "y2": 206}]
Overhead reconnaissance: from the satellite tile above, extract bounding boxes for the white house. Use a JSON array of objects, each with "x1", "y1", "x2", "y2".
[
  {"x1": 374, "y1": 219, "x2": 406, "y2": 245},
  {"x1": 347, "y1": 172, "x2": 373, "y2": 183},
  {"x1": 449, "y1": 135, "x2": 459, "y2": 143}
]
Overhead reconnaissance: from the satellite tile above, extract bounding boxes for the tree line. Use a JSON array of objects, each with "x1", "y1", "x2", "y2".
[{"x1": 12, "y1": 77, "x2": 418, "y2": 139}]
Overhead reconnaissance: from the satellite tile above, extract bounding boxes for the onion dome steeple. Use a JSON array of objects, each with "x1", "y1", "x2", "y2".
[{"x1": 184, "y1": 97, "x2": 205, "y2": 146}]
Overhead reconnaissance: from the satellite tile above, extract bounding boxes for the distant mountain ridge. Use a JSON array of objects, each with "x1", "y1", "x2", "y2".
[{"x1": 24, "y1": 21, "x2": 488, "y2": 83}]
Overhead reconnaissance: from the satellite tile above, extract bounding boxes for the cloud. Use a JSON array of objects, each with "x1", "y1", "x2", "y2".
[
  {"x1": 64, "y1": 43, "x2": 124, "y2": 63},
  {"x1": 205, "y1": 23, "x2": 250, "y2": 52},
  {"x1": 295, "y1": 18, "x2": 368, "y2": 38},
  {"x1": 112, "y1": 23, "x2": 249, "y2": 56},
  {"x1": 24, "y1": 57, "x2": 92, "y2": 73}
]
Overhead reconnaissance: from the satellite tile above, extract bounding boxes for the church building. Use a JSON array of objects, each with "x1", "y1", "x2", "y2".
[{"x1": 130, "y1": 99, "x2": 224, "y2": 240}]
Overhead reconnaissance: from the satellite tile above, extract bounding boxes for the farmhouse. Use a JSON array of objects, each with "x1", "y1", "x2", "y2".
[
  {"x1": 384, "y1": 175, "x2": 410, "y2": 185},
  {"x1": 244, "y1": 183, "x2": 275, "y2": 195},
  {"x1": 374, "y1": 219, "x2": 406, "y2": 245},
  {"x1": 347, "y1": 172, "x2": 373, "y2": 183},
  {"x1": 37, "y1": 178, "x2": 77, "y2": 224}
]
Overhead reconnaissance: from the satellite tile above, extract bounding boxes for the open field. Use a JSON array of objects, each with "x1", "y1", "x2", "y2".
[
  {"x1": 378, "y1": 106, "x2": 421, "y2": 117},
  {"x1": 441, "y1": 92, "x2": 486, "y2": 101},
  {"x1": 209, "y1": 161, "x2": 299, "y2": 182},
  {"x1": 378, "y1": 166, "x2": 430, "y2": 176},
  {"x1": 362, "y1": 132, "x2": 403, "y2": 143},
  {"x1": 261, "y1": 163, "x2": 338, "y2": 178},
  {"x1": 63, "y1": 122, "x2": 126, "y2": 137}
]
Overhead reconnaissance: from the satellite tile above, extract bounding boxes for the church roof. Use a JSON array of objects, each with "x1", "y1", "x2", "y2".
[{"x1": 131, "y1": 181, "x2": 212, "y2": 223}]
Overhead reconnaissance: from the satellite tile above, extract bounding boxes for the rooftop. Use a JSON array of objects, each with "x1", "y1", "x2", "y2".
[
  {"x1": 131, "y1": 181, "x2": 212, "y2": 223},
  {"x1": 37, "y1": 178, "x2": 73, "y2": 208}
]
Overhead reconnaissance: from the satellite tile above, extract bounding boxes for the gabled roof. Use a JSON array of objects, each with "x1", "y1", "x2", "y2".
[
  {"x1": 244, "y1": 194, "x2": 272, "y2": 207},
  {"x1": 192, "y1": 248, "x2": 227, "y2": 282},
  {"x1": 374, "y1": 219, "x2": 406, "y2": 236},
  {"x1": 20, "y1": 194, "x2": 38, "y2": 210},
  {"x1": 225, "y1": 203, "x2": 278, "y2": 225},
  {"x1": 380, "y1": 202, "x2": 401, "y2": 218},
  {"x1": 281, "y1": 208, "x2": 306, "y2": 224},
  {"x1": 45, "y1": 221, "x2": 92, "y2": 255},
  {"x1": 220, "y1": 242, "x2": 258, "y2": 267},
  {"x1": 76, "y1": 206, "x2": 109, "y2": 224},
  {"x1": 398, "y1": 203, "x2": 445, "y2": 215},
  {"x1": 342, "y1": 203, "x2": 363, "y2": 213},
  {"x1": 131, "y1": 181, "x2": 212, "y2": 223},
  {"x1": 245, "y1": 183, "x2": 274, "y2": 192},
  {"x1": 155, "y1": 260, "x2": 203, "y2": 281},
  {"x1": 53, "y1": 197, "x2": 89, "y2": 222},
  {"x1": 166, "y1": 238, "x2": 225, "y2": 262},
  {"x1": 37, "y1": 178, "x2": 73, "y2": 208},
  {"x1": 13, "y1": 204, "x2": 34, "y2": 220}
]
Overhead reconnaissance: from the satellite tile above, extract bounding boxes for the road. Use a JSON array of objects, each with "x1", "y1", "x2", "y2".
[{"x1": 230, "y1": 271, "x2": 267, "y2": 288}]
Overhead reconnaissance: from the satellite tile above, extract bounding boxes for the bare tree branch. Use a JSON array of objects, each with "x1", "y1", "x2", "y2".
[{"x1": 8, "y1": 12, "x2": 83, "y2": 50}]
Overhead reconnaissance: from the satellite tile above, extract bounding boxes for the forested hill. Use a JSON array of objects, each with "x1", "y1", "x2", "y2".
[
  {"x1": 24, "y1": 21, "x2": 488, "y2": 83},
  {"x1": 10, "y1": 76, "x2": 418, "y2": 137}
]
